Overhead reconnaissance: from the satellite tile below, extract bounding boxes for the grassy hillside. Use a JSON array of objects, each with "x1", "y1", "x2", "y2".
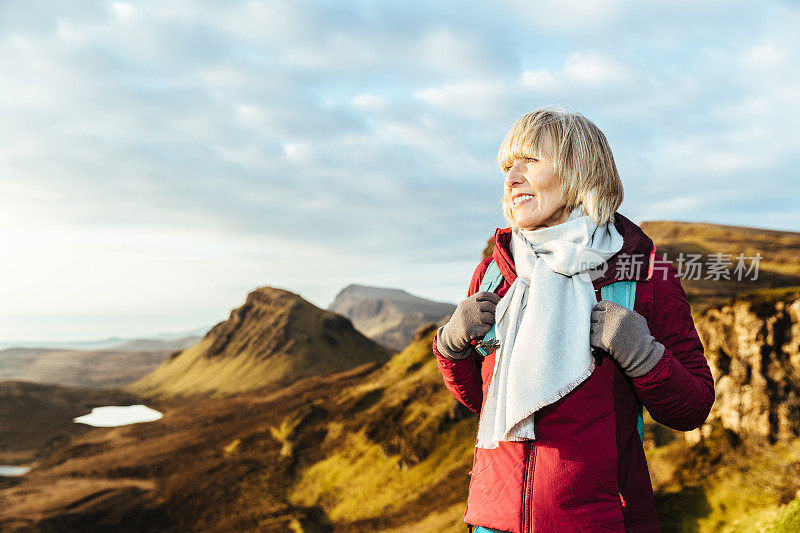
[
  {"x1": 3, "y1": 324, "x2": 800, "y2": 531},
  {"x1": 286, "y1": 323, "x2": 476, "y2": 529},
  {"x1": 0, "y1": 325, "x2": 475, "y2": 532},
  {"x1": 645, "y1": 414, "x2": 800, "y2": 532},
  {"x1": 640, "y1": 220, "x2": 800, "y2": 311},
  {"x1": 481, "y1": 220, "x2": 800, "y2": 312},
  {"x1": 0, "y1": 381, "x2": 144, "y2": 466},
  {"x1": 640, "y1": 220, "x2": 800, "y2": 275}
]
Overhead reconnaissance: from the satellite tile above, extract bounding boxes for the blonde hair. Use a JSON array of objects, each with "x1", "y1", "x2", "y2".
[{"x1": 497, "y1": 105, "x2": 623, "y2": 227}]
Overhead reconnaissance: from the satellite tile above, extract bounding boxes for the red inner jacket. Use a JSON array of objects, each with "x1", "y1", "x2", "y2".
[{"x1": 433, "y1": 213, "x2": 715, "y2": 533}]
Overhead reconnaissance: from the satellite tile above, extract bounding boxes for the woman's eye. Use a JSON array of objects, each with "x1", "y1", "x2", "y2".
[{"x1": 525, "y1": 157, "x2": 537, "y2": 163}]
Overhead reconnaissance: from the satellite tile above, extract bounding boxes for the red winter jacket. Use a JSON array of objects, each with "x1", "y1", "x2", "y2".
[{"x1": 433, "y1": 213, "x2": 715, "y2": 533}]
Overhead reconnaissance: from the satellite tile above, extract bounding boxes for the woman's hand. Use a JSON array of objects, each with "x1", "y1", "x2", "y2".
[
  {"x1": 590, "y1": 299, "x2": 665, "y2": 378},
  {"x1": 437, "y1": 291, "x2": 501, "y2": 360}
]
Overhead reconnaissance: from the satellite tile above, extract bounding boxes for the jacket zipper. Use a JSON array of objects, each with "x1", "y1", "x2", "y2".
[
  {"x1": 522, "y1": 438, "x2": 537, "y2": 532},
  {"x1": 521, "y1": 442, "x2": 530, "y2": 533}
]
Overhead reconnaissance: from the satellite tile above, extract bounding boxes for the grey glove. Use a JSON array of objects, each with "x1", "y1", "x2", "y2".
[
  {"x1": 589, "y1": 299, "x2": 665, "y2": 378},
  {"x1": 437, "y1": 291, "x2": 502, "y2": 360}
]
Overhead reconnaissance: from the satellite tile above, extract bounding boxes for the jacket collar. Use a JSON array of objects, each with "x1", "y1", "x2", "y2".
[{"x1": 491, "y1": 212, "x2": 656, "y2": 287}]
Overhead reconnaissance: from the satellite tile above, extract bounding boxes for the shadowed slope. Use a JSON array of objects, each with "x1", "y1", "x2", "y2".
[{"x1": 0, "y1": 381, "x2": 144, "y2": 465}]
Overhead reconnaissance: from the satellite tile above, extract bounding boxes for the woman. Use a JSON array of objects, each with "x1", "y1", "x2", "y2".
[{"x1": 433, "y1": 107, "x2": 715, "y2": 533}]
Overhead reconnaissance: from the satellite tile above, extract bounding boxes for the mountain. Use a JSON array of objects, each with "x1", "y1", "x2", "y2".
[
  {"x1": 125, "y1": 286, "x2": 393, "y2": 398},
  {"x1": 4, "y1": 221, "x2": 800, "y2": 532},
  {"x1": 327, "y1": 283, "x2": 456, "y2": 351},
  {"x1": 640, "y1": 220, "x2": 800, "y2": 270}
]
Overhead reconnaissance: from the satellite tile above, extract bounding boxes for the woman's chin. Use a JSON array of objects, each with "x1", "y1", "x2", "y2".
[{"x1": 515, "y1": 214, "x2": 544, "y2": 230}]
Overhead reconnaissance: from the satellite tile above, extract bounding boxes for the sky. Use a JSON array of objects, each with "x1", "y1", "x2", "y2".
[{"x1": 1, "y1": 0, "x2": 799, "y2": 342}]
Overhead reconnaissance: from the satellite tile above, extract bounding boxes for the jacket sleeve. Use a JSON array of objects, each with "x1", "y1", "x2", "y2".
[
  {"x1": 632, "y1": 261, "x2": 715, "y2": 431},
  {"x1": 432, "y1": 257, "x2": 493, "y2": 414}
]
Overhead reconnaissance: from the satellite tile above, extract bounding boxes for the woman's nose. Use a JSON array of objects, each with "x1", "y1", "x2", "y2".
[{"x1": 505, "y1": 166, "x2": 524, "y2": 187}]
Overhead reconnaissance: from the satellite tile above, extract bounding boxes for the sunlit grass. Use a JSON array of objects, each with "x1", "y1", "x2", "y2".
[
  {"x1": 694, "y1": 437, "x2": 800, "y2": 532},
  {"x1": 380, "y1": 502, "x2": 469, "y2": 533},
  {"x1": 288, "y1": 413, "x2": 475, "y2": 523},
  {"x1": 724, "y1": 496, "x2": 800, "y2": 532}
]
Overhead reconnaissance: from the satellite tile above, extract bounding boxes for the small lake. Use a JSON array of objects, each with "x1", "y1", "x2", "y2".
[
  {"x1": 73, "y1": 404, "x2": 163, "y2": 427},
  {"x1": 0, "y1": 406, "x2": 162, "y2": 477},
  {"x1": 0, "y1": 465, "x2": 30, "y2": 476}
]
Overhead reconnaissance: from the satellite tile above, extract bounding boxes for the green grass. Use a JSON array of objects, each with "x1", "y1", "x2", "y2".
[
  {"x1": 288, "y1": 417, "x2": 475, "y2": 522},
  {"x1": 646, "y1": 418, "x2": 800, "y2": 533},
  {"x1": 724, "y1": 496, "x2": 800, "y2": 532},
  {"x1": 287, "y1": 327, "x2": 476, "y2": 529}
]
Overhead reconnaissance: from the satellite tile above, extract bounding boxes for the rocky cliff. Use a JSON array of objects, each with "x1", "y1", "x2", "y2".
[{"x1": 688, "y1": 288, "x2": 800, "y2": 445}]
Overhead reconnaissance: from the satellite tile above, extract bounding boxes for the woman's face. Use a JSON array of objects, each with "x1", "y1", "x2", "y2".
[{"x1": 504, "y1": 154, "x2": 569, "y2": 230}]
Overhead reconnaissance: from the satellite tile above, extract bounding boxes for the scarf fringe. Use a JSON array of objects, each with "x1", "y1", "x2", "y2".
[{"x1": 475, "y1": 356, "x2": 596, "y2": 449}]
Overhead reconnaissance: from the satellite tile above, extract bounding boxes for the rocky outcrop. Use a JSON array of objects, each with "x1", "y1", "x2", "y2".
[
  {"x1": 127, "y1": 286, "x2": 393, "y2": 397},
  {"x1": 328, "y1": 284, "x2": 456, "y2": 351},
  {"x1": 689, "y1": 289, "x2": 800, "y2": 445}
]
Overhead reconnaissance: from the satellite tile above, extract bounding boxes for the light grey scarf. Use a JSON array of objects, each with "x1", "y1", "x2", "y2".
[{"x1": 475, "y1": 205, "x2": 624, "y2": 449}]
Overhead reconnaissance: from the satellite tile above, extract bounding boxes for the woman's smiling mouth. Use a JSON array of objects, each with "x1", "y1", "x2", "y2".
[{"x1": 513, "y1": 194, "x2": 535, "y2": 207}]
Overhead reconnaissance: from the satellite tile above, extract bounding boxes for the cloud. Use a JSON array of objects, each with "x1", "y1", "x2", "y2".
[
  {"x1": 0, "y1": 0, "x2": 798, "y2": 340},
  {"x1": 350, "y1": 93, "x2": 387, "y2": 109},
  {"x1": 110, "y1": 2, "x2": 142, "y2": 23},
  {"x1": 520, "y1": 69, "x2": 559, "y2": 91},
  {"x1": 563, "y1": 53, "x2": 628, "y2": 84}
]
